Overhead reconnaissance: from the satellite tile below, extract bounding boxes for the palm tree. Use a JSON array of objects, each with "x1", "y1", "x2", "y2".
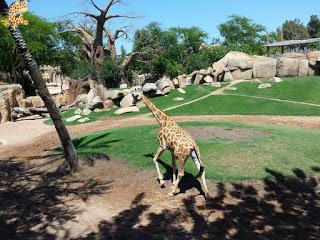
[{"x1": 0, "y1": 0, "x2": 80, "y2": 172}]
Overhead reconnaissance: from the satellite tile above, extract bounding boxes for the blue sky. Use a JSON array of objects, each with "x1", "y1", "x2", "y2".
[{"x1": 7, "y1": 0, "x2": 320, "y2": 51}]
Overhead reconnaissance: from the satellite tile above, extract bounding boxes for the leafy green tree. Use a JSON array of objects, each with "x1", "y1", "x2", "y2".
[
  {"x1": 0, "y1": 13, "x2": 81, "y2": 83},
  {"x1": 307, "y1": 15, "x2": 320, "y2": 38},
  {"x1": 131, "y1": 22, "x2": 210, "y2": 77},
  {"x1": 282, "y1": 19, "x2": 309, "y2": 40},
  {"x1": 218, "y1": 15, "x2": 267, "y2": 54}
]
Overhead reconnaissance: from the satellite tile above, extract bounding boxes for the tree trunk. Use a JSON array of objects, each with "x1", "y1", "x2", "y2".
[{"x1": 9, "y1": 26, "x2": 80, "y2": 172}]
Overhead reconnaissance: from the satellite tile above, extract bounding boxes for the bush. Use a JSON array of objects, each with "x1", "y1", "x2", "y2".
[
  {"x1": 99, "y1": 57, "x2": 121, "y2": 88},
  {"x1": 184, "y1": 47, "x2": 228, "y2": 74},
  {"x1": 70, "y1": 57, "x2": 121, "y2": 88}
]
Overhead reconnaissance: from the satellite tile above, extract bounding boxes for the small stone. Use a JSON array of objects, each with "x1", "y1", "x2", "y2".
[
  {"x1": 251, "y1": 79, "x2": 262, "y2": 84},
  {"x1": 177, "y1": 88, "x2": 186, "y2": 94},
  {"x1": 66, "y1": 115, "x2": 82, "y2": 122},
  {"x1": 173, "y1": 97, "x2": 184, "y2": 101},
  {"x1": 77, "y1": 117, "x2": 90, "y2": 123},
  {"x1": 258, "y1": 83, "x2": 272, "y2": 89},
  {"x1": 225, "y1": 87, "x2": 237, "y2": 91},
  {"x1": 94, "y1": 108, "x2": 105, "y2": 113},
  {"x1": 114, "y1": 106, "x2": 140, "y2": 115},
  {"x1": 211, "y1": 82, "x2": 221, "y2": 87},
  {"x1": 119, "y1": 83, "x2": 128, "y2": 89},
  {"x1": 74, "y1": 108, "x2": 82, "y2": 115},
  {"x1": 82, "y1": 109, "x2": 92, "y2": 116},
  {"x1": 273, "y1": 77, "x2": 282, "y2": 83}
]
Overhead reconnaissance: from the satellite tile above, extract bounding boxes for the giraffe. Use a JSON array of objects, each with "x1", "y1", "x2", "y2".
[{"x1": 132, "y1": 88, "x2": 209, "y2": 198}]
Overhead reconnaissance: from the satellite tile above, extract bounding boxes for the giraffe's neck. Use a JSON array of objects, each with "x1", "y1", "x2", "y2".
[{"x1": 142, "y1": 94, "x2": 171, "y2": 125}]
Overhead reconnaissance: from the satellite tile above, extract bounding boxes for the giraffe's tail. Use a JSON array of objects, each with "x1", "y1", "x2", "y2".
[{"x1": 191, "y1": 147, "x2": 204, "y2": 178}]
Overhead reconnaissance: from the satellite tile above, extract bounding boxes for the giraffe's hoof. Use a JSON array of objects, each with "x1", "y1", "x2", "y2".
[
  {"x1": 168, "y1": 192, "x2": 175, "y2": 197},
  {"x1": 159, "y1": 179, "x2": 165, "y2": 188}
]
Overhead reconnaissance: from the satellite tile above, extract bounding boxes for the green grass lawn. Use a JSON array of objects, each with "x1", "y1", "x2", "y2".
[
  {"x1": 74, "y1": 122, "x2": 320, "y2": 182},
  {"x1": 225, "y1": 76, "x2": 320, "y2": 104},
  {"x1": 45, "y1": 85, "x2": 220, "y2": 125},
  {"x1": 167, "y1": 94, "x2": 320, "y2": 116}
]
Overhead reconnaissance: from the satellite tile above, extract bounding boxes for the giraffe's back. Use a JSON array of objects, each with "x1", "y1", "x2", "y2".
[{"x1": 161, "y1": 122, "x2": 197, "y2": 153}]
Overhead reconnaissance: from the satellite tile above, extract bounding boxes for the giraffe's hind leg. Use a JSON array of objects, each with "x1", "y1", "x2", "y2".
[{"x1": 191, "y1": 150, "x2": 209, "y2": 198}]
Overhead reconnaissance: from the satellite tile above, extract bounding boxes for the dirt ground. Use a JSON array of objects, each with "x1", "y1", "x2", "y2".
[{"x1": 1, "y1": 115, "x2": 320, "y2": 239}]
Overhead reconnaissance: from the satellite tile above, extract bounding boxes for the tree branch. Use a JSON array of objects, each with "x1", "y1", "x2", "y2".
[{"x1": 89, "y1": 0, "x2": 104, "y2": 13}]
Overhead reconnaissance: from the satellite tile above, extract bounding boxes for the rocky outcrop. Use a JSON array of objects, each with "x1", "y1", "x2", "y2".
[
  {"x1": 0, "y1": 84, "x2": 25, "y2": 123},
  {"x1": 277, "y1": 58, "x2": 300, "y2": 77},
  {"x1": 253, "y1": 60, "x2": 277, "y2": 78}
]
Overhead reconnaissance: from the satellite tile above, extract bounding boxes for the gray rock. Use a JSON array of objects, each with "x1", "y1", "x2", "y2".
[
  {"x1": 74, "y1": 108, "x2": 82, "y2": 115},
  {"x1": 114, "y1": 106, "x2": 140, "y2": 115},
  {"x1": 77, "y1": 117, "x2": 90, "y2": 123},
  {"x1": 273, "y1": 77, "x2": 282, "y2": 83},
  {"x1": 276, "y1": 58, "x2": 299, "y2": 77},
  {"x1": 204, "y1": 75, "x2": 214, "y2": 83},
  {"x1": 120, "y1": 94, "x2": 134, "y2": 107},
  {"x1": 194, "y1": 74, "x2": 204, "y2": 85},
  {"x1": 157, "y1": 76, "x2": 172, "y2": 95},
  {"x1": 185, "y1": 76, "x2": 193, "y2": 86},
  {"x1": 105, "y1": 90, "x2": 123, "y2": 100},
  {"x1": 177, "y1": 88, "x2": 186, "y2": 94},
  {"x1": 66, "y1": 115, "x2": 82, "y2": 122},
  {"x1": 142, "y1": 83, "x2": 157, "y2": 93},
  {"x1": 211, "y1": 82, "x2": 221, "y2": 87},
  {"x1": 253, "y1": 60, "x2": 277, "y2": 78},
  {"x1": 258, "y1": 83, "x2": 272, "y2": 89},
  {"x1": 223, "y1": 71, "x2": 234, "y2": 81},
  {"x1": 119, "y1": 83, "x2": 128, "y2": 89},
  {"x1": 82, "y1": 109, "x2": 92, "y2": 116},
  {"x1": 298, "y1": 59, "x2": 309, "y2": 77}
]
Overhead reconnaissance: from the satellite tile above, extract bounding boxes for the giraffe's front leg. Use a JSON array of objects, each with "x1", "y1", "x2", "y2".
[{"x1": 153, "y1": 146, "x2": 165, "y2": 187}]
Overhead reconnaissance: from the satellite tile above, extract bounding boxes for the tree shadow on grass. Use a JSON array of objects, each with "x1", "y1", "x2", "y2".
[
  {"x1": 76, "y1": 167, "x2": 320, "y2": 240},
  {"x1": 0, "y1": 158, "x2": 112, "y2": 240}
]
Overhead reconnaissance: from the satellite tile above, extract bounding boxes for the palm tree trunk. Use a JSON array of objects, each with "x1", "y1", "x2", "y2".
[
  {"x1": 10, "y1": 27, "x2": 80, "y2": 172},
  {"x1": 0, "y1": 0, "x2": 80, "y2": 172}
]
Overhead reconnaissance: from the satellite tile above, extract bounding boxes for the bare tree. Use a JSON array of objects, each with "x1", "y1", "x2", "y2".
[
  {"x1": 64, "y1": 0, "x2": 143, "y2": 85},
  {"x1": 0, "y1": 0, "x2": 80, "y2": 172}
]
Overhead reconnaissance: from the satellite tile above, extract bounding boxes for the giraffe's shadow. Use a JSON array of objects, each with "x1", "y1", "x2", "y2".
[{"x1": 144, "y1": 153, "x2": 205, "y2": 197}]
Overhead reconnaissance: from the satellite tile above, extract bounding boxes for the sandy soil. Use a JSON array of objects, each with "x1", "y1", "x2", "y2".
[{"x1": 0, "y1": 114, "x2": 320, "y2": 239}]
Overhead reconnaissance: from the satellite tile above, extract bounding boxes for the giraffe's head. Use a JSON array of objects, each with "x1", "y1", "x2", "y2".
[{"x1": 131, "y1": 86, "x2": 143, "y2": 101}]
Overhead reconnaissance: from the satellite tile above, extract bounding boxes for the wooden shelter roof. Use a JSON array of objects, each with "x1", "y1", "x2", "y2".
[{"x1": 263, "y1": 38, "x2": 320, "y2": 47}]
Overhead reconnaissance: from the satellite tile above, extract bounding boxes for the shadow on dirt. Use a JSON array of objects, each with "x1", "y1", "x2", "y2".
[
  {"x1": 76, "y1": 167, "x2": 320, "y2": 240},
  {"x1": 0, "y1": 154, "x2": 319, "y2": 239},
  {"x1": 0, "y1": 158, "x2": 112, "y2": 240}
]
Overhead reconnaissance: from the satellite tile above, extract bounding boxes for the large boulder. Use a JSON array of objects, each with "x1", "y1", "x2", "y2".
[
  {"x1": 253, "y1": 60, "x2": 277, "y2": 78},
  {"x1": 277, "y1": 57, "x2": 299, "y2": 77},
  {"x1": 231, "y1": 69, "x2": 253, "y2": 79},
  {"x1": 194, "y1": 74, "x2": 204, "y2": 85},
  {"x1": 142, "y1": 83, "x2": 157, "y2": 93},
  {"x1": 307, "y1": 51, "x2": 320, "y2": 61},
  {"x1": 223, "y1": 71, "x2": 234, "y2": 81},
  {"x1": 280, "y1": 52, "x2": 307, "y2": 59},
  {"x1": 104, "y1": 90, "x2": 123, "y2": 101},
  {"x1": 177, "y1": 75, "x2": 187, "y2": 88},
  {"x1": 156, "y1": 76, "x2": 173, "y2": 95},
  {"x1": 120, "y1": 93, "x2": 134, "y2": 107},
  {"x1": 298, "y1": 59, "x2": 309, "y2": 76},
  {"x1": 204, "y1": 75, "x2": 214, "y2": 83},
  {"x1": 228, "y1": 58, "x2": 254, "y2": 69}
]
